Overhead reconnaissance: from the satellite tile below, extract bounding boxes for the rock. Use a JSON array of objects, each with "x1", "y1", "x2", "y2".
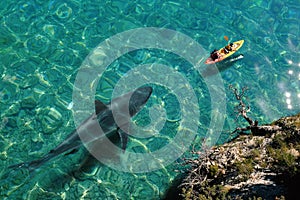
[
  {"x1": 6, "y1": 103, "x2": 20, "y2": 116},
  {"x1": 179, "y1": 113, "x2": 300, "y2": 199},
  {"x1": 6, "y1": 117, "x2": 17, "y2": 128},
  {"x1": 21, "y1": 96, "x2": 37, "y2": 109},
  {"x1": 19, "y1": 75, "x2": 39, "y2": 89},
  {"x1": 39, "y1": 107, "x2": 63, "y2": 134}
]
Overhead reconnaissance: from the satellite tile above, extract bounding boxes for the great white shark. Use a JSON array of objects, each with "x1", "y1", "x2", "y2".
[{"x1": 9, "y1": 86, "x2": 153, "y2": 172}]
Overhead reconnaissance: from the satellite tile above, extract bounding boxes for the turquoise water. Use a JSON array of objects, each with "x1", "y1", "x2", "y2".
[{"x1": 0, "y1": 0, "x2": 300, "y2": 199}]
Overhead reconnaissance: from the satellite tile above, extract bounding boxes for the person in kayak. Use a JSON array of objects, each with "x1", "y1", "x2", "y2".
[
  {"x1": 210, "y1": 49, "x2": 220, "y2": 61},
  {"x1": 224, "y1": 43, "x2": 234, "y2": 54}
]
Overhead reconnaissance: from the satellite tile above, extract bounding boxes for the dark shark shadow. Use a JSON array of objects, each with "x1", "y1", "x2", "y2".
[
  {"x1": 6, "y1": 132, "x2": 123, "y2": 195},
  {"x1": 8, "y1": 86, "x2": 152, "y2": 173},
  {"x1": 2, "y1": 86, "x2": 153, "y2": 197},
  {"x1": 70, "y1": 131, "x2": 122, "y2": 180},
  {"x1": 40, "y1": 132, "x2": 123, "y2": 192}
]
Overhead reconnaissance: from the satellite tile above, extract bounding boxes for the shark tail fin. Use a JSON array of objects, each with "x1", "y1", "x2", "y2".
[
  {"x1": 8, "y1": 160, "x2": 38, "y2": 173},
  {"x1": 8, "y1": 153, "x2": 55, "y2": 172},
  {"x1": 8, "y1": 162, "x2": 28, "y2": 170}
]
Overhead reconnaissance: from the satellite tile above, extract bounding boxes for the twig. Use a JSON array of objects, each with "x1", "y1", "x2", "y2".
[{"x1": 229, "y1": 85, "x2": 282, "y2": 135}]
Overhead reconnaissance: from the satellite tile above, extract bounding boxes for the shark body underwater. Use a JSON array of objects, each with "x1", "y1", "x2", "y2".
[{"x1": 9, "y1": 86, "x2": 153, "y2": 172}]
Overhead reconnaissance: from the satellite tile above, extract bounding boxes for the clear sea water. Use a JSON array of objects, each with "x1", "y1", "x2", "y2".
[{"x1": 0, "y1": 0, "x2": 300, "y2": 199}]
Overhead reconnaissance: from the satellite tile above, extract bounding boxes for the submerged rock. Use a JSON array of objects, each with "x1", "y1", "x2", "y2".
[
  {"x1": 179, "y1": 113, "x2": 300, "y2": 200},
  {"x1": 6, "y1": 103, "x2": 20, "y2": 116},
  {"x1": 38, "y1": 107, "x2": 63, "y2": 134},
  {"x1": 20, "y1": 96, "x2": 37, "y2": 109}
]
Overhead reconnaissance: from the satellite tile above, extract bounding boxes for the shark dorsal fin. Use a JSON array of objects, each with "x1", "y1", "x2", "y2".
[
  {"x1": 117, "y1": 128, "x2": 128, "y2": 152},
  {"x1": 95, "y1": 100, "x2": 107, "y2": 115}
]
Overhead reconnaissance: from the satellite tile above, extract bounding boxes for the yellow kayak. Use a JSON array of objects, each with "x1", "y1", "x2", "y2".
[{"x1": 205, "y1": 40, "x2": 244, "y2": 64}]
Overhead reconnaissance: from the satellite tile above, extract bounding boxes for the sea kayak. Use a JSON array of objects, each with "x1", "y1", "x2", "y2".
[{"x1": 205, "y1": 40, "x2": 244, "y2": 64}]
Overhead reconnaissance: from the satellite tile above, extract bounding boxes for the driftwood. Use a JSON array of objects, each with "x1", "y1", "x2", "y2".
[{"x1": 229, "y1": 85, "x2": 282, "y2": 136}]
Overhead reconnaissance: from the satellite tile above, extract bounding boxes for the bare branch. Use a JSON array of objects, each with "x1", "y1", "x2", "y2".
[{"x1": 229, "y1": 85, "x2": 282, "y2": 136}]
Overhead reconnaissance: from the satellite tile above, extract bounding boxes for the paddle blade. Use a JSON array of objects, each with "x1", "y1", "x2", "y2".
[{"x1": 224, "y1": 36, "x2": 229, "y2": 41}]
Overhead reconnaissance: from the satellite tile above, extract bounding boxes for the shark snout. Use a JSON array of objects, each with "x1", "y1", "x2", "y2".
[
  {"x1": 109, "y1": 86, "x2": 152, "y2": 118},
  {"x1": 128, "y1": 86, "x2": 152, "y2": 116}
]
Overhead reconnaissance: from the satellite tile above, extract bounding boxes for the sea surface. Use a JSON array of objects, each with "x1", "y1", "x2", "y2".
[{"x1": 0, "y1": 0, "x2": 300, "y2": 199}]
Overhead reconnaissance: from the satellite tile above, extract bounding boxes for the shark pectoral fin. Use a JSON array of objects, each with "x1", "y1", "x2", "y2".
[
  {"x1": 95, "y1": 100, "x2": 108, "y2": 115},
  {"x1": 117, "y1": 128, "x2": 128, "y2": 152},
  {"x1": 64, "y1": 148, "x2": 79, "y2": 156}
]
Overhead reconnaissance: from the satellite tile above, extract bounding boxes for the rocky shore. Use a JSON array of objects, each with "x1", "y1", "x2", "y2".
[{"x1": 179, "y1": 113, "x2": 300, "y2": 200}]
